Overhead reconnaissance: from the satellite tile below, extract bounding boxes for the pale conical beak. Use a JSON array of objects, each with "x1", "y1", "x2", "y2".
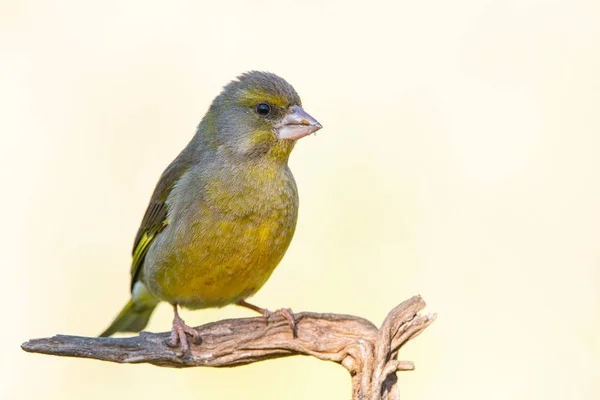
[{"x1": 276, "y1": 106, "x2": 323, "y2": 140}]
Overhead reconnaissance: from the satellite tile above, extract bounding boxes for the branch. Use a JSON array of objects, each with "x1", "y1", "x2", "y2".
[{"x1": 22, "y1": 295, "x2": 435, "y2": 400}]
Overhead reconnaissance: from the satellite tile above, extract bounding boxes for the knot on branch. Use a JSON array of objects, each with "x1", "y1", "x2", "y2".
[{"x1": 22, "y1": 295, "x2": 435, "y2": 400}]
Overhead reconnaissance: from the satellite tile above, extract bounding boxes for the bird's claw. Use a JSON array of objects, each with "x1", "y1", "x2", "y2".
[
  {"x1": 265, "y1": 307, "x2": 297, "y2": 338},
  {"x1": 236, "y1": 300, "x2": 297, "y2": 338},
  {"x1": 168, "y1": 313, "x2": 200, "y2": 352}
]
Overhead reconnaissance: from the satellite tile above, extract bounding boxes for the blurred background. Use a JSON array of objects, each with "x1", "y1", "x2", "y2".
[{"x1": 2, "y1": 0, "x2": 599, "y2": 399}]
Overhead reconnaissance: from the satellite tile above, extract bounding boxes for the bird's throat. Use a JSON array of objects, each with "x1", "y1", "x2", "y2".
[{"x1": 267, "y1": 139, "x2": 295, "y2": 163}]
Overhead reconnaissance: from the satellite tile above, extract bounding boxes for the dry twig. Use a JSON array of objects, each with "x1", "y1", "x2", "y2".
[{"x1": 22, "y1": 295, "x2": 435, "y2": 400}]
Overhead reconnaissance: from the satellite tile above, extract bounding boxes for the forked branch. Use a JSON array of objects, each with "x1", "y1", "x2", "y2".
[{"x1": 22, "y1": 295, "x2": 435, "y2": 400}]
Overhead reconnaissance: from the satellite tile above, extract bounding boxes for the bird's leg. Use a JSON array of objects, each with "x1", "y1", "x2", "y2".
[
  {"x1": 168, "y1": 304, "x2": 200, "y2": 352},
  {"x1": 236, "y1": 299, "x2": 297, "y2": 337}
]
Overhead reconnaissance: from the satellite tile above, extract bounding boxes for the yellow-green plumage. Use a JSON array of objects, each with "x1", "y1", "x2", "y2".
[
  {"x1": 146, "y1": 145, "x2": 298, "y2": 308},
  {"x1": 101, "y1": 72, "x2": 321, "y2": 338}
]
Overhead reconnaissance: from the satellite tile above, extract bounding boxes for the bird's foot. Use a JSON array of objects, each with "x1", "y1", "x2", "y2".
[
  {"x1": 264, "y1": 307, "x2": 297, "y2": 337},
  {"x1": 236, "y1": 300, "x2": 297, "y2": 338},
  {"x1": 167, "y1": 305, "x2": 200, "y2": 352}
]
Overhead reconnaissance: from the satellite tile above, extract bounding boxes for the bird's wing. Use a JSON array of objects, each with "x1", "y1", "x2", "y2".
[{"x1": 130, "y1": 157, "x2": 190, "y2": 290}]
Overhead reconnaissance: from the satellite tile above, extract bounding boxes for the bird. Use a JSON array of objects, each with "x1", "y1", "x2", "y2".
[{"x1": 100, "y1": 71, "x2": 322, "y2": 351}]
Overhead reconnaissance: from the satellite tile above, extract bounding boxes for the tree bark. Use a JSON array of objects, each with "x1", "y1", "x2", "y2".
[{"x1": 22, "y1": 295, "x2": 435, "y2": 400}]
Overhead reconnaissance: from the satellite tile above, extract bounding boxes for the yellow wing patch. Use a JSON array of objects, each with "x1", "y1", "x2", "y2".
[{"x1": 131, "y1": 218, "x2": 169, "y2": 279}]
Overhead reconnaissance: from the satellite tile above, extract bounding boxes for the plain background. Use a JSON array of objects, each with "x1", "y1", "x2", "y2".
[{"x1": 2, "y1": 0, "x2": 599, "y2": 399}]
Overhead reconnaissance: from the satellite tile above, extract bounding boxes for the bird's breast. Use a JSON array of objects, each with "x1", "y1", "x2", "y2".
[{"x1": 144, "y1": 164, "x2": 299, "y2": 309}]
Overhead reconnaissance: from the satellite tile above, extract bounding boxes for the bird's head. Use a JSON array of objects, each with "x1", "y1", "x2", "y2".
[{"x1": 203, "y1": 71, "x2": 322, "y2": 162}]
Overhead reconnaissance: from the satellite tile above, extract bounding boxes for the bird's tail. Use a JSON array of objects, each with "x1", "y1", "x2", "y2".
[{"x1": 99, "y1": 283, "x2": 159, "y2": 337}]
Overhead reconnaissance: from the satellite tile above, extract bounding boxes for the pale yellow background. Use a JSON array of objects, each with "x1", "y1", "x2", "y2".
[{"x1": 2, "y1": 0, "x2": 599, "y2": 399}]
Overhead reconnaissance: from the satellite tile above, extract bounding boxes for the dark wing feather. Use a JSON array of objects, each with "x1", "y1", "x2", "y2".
[{"x1": 130, "y1": 157, "x2": 190, "y2": 290}]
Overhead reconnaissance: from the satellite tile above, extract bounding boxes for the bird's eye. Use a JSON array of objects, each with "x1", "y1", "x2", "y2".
[{"x1": 255, "y1": 103, "x2": 271, "y2": 116}]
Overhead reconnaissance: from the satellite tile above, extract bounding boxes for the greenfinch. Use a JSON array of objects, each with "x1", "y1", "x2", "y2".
[{"x1": 100, "y1": 71, "x2": 322, "y2": 351}]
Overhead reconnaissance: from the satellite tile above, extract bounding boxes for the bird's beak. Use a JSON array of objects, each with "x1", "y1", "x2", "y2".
[{"x1": 276, "y1": 106, "x2": 323, "y2": 140}]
